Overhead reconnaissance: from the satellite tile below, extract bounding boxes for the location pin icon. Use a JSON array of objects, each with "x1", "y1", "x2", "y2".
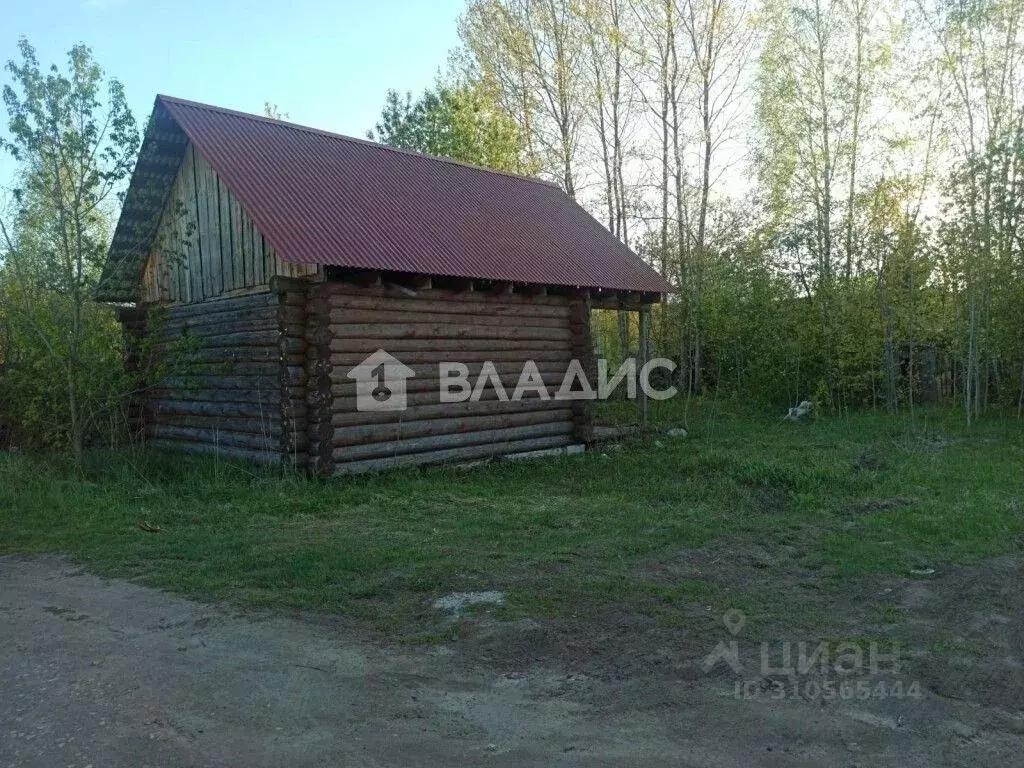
[{"x1": 723, "y1": 609, "x2": 746, "y2": 636}]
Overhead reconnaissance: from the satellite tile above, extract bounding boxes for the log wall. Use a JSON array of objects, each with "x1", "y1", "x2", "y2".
[
  {"x1": 318, "y1": 281, "x2": 586, "y2": 475},
  {"x1": 144, "y1": 291, "x2": 289, "y2": 463},
  {"x1": 140, "y1": 143, "x2": 319, "y2": 305},
  {"x1": 129, "y1": 276, "x2": 595, "y2": 472}
]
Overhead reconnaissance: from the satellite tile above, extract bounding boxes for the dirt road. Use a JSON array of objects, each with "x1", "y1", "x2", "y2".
[{"x1": 2, "y1": 555, "x2": 1021, "y2": 767}]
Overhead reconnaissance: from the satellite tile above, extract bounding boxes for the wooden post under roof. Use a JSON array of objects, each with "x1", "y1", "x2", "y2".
[{"x1": 638, "y1": 305, "x2": 651, "y2": 428}]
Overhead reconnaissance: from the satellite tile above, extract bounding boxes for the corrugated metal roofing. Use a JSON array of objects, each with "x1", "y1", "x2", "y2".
[{"x1": 101, "y1": 95, "x2": 672, "y2": 300}]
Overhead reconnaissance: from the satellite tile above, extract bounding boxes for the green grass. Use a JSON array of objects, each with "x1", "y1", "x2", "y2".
[{"x1": 1, "y1": 401, "x2": 1021, "y2": 639}]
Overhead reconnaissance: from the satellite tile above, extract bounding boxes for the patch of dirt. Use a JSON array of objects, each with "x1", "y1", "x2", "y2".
[
  {"x1": 5, "y1": 554, "x2": 1024, "y2": 767},
  {"x1": 586, "y1": 545, "x2": 1024, "y2": 735},
  {"x1": 891, "y1": 557, "x2": 1024, "y2": 713}
]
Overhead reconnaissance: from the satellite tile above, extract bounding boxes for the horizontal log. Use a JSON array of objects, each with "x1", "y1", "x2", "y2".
[
  {"x1": 328, "y1": 349, "x2": 571, "y2": 366},
  {"x1": 177, "y1": 347, "x2": 280, "y2": 364},
  {"x1": 331, "y1": 376, "x2": 565, "y2": 399},
  {"x1": 148, "y1": 424, "x2": 280, "y2": 451},
  {"x1": 332, "y1": 408, "x2": 572, "y2": 447},
  {"x1": 332, "y1": 421, "x2": 573, "y2": 462},
  {"x1": 183, "y1": 362, "x2": 280, "y2": 377},
  {"x1": 329, "y1": 388, "x2": 553, "y2": 412},
  {"x1": 332, "y1": 435, "x2": 573, "y2": 475},
  {"x1": 328, "y1": 337, "x2": 572, "y2": 354},
  {"x1": 160, "y1": 318, "x2": 280, "y2": 342},
  {"x1": 326, "y1": 308, "x2": 568, "y2": 330},
  {"x1": 147, "y1": 398, "x2": 285, "y2": 419},
  {"x1": 330, "y1": 370, "x2": 567, "y2": 397},
  {"x1": 166, "y1": 354, "x2": 301, "y2": 371},
  {"x1": 148, "y1": 388, "x2": 282, "y2": 406},
  {"x1": 164, "y1": 317, "x2": 280, "y2": 339},
  {"x1": 164, "y1": 302, "x2": 280, "y2": 324},
  {"x1": 162, "y1": 291, "x2": 277, "y2": 321},
  {"x1": 328, "y1": 361, "x2": 568, "y2": 385},
  {"x1": 150, "y1": 413, "x2": 283, "y2": 437},
  {"x1": 328, "y1": 323, "x2": 572, "y2": 342},
  {"x1": 151, "y1": 335, "x2": 282, "y2": 355},
  {"x1": 160, "y1": 374, "x2": 278, "y2": 391},
  {"x1": 321, "y1": 281, "x2": 573, "y2": 308},
  {"x1": 322, "y1": 293, "x2": 572, "y2": 319},
  {"x1": 329, "y1": 395, "x2": 570, "y2": 428},
  {"x1": 147, "y1": 438, "x2": 280, "y2": 464},
  {"x1": 155, "y1": 330, "x2": 280, "y2": 348}
]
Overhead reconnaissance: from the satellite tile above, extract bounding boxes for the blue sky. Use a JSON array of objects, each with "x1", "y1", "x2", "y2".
[{"x1": 0, "y1": 0, "x2": 465, "y2": 187}]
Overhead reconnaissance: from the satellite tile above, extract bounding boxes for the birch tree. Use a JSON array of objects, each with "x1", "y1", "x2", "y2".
[
  {"x1": 919, "y1": 0, "x2": 1024, "y2": 421},
  {"x1": 461, "y1": 0, "x2": 587, "y2": 196},
  {"x1": 0, "y1": 39, "x2": 139, "y2": 463},
  {"x1": 679, "y1": 0, "x2": 755, "y2": 392}
]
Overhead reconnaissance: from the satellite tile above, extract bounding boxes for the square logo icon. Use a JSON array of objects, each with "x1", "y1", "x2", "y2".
[{"x1": 346, "y1": 349, "x2": 415, "y2": 412}]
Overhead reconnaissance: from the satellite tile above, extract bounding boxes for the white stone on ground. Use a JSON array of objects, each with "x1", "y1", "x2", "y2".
[{"x1": 432, "y1": 591, "x2": 506, "y2": 618}]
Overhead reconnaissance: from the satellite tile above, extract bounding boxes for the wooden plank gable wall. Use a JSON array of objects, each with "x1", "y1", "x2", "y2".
[{"x1": 141, "y1": 143, "x2": 318, "y2": 305}]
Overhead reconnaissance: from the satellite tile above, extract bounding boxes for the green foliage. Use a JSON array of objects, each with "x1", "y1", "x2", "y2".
[
  {"x1": 0, "y1": 282, "x2": 129, "y2": 449},
  {"x1": 369, "y1": 82, "x2": 537, "y2": 174},
  {"x1": 0, "y1": 38, "x2": 140, "y2": 461},
  {"x1": 453, "y1": 0, "x2": 1024, "y2": 420},
  {"x1": 1, "y1": 39, "x2": 138, "y2": 284}
]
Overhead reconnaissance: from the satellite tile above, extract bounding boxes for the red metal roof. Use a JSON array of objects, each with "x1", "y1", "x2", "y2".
[{"x1": 111, "y1": 95, "x2": 672, "y2": 297}]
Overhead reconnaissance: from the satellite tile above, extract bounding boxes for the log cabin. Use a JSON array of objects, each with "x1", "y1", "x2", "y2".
[{"x1": 98, "y1": 95, "x2": 672, "y2": 475}]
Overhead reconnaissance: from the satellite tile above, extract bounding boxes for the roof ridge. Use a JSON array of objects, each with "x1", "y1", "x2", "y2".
[{"x1": 156, "y1": 94, "x2": 561, "y2": 190}]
